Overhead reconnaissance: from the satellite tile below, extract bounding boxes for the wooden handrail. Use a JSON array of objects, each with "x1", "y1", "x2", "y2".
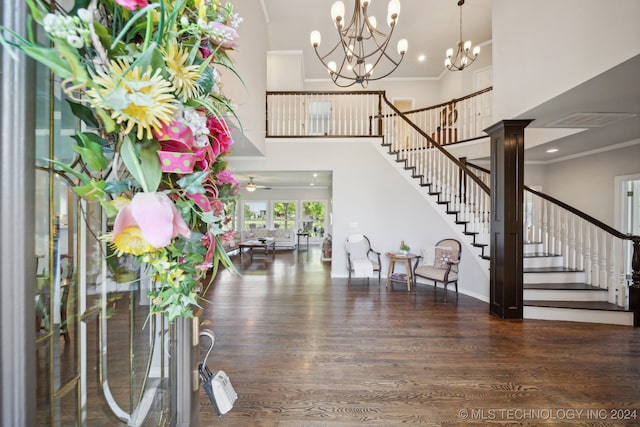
[
  {"x1": 380, "y1": 93, "x2": 491, "y2": 195},
  {"x1": 402, "y1": 86, "x2": 493, "y2": 115},
  {"x1": 525, "y1": 186, "x2": 640, "y2": 242},
  {"x1": 465, "y1": 160, "x2": 639, "y2": 242}
]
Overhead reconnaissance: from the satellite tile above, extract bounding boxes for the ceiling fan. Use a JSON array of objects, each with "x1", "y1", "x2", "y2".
[{"x1": 246, "y1": 176, "x2": 271, "y2": 192}]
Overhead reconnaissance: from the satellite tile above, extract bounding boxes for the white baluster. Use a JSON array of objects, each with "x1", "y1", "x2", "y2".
[
  {"x1": 600, "y1": 231, "x2": 608, "y2": 292},
  {"x1": 568, "y1": 215, "x2": 576, "y2": 269},
  {"x1": 591, "y1": 227, "x2": 600, "y2": 288},
  {"x1": 583, "y1": 222, "x2": 592, "y2": 285}
]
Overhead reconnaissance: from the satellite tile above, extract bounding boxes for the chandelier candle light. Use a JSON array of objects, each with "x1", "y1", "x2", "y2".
[
  {"x1": 310, "y1": 0, "x2": 408, "y2": 87},
  {"x1": 445, "y1": 0, "x2": 480, "y2": 71}
]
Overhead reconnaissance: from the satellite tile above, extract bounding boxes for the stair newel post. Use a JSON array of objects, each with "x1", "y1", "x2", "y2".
[
  {"x1": 486, "y1": 120, "x2": 531, "y2": 320},
  {"x1": 630, "y1": 238, "x2": 640, "y2": 326}
]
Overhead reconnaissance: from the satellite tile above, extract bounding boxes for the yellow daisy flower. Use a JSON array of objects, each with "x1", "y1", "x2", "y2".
[
  {"x1": 162, "y1": 40, "x2": 202, "y2": 101},
  {"x1": 87, "y1": 59, "x2": 177, "y2": 140}
]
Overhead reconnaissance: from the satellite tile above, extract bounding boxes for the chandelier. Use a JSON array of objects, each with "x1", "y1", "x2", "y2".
[
  {"x1": 310, "y1": 0, "x2": 408, "y2": 88},
  {"x1": 445, "y1": 0, "x2": 480, "y2": 71}
]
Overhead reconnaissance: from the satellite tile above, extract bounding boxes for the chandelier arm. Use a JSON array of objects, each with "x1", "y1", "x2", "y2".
[{"x1": 311, "y1": 0, "x2": 406, "y2": 86}]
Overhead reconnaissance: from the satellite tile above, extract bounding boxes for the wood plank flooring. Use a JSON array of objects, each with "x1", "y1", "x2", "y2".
[{"x1": 199, "y1": 247, "x2": 640, "y2": 426}]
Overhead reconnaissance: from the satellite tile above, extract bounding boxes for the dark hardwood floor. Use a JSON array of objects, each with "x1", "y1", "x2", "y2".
[{"x1": 199, "y1": 246, "x2": 640, "y2": 426}]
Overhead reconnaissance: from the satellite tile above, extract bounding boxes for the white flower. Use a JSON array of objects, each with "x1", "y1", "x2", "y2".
[
  {"x1": 66, "y1": 34, "x2": 84, "y2": 49},
  {"x1": 43, "y1": 14, "x2": 58, "y2": 32},
  {"x1": 180, "y1": 16, "x2": 189, "y2": 27},
  {"x1": 77, "y1": 8, "x2": 93, "y2": 24}
]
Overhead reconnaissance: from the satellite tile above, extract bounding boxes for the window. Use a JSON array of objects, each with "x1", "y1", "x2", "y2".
[
  {"x1": 244, "y1": 201, "x2": 267, "y2": 230},
  {"x1": 272, "y1": 201, "x2": 296, "y2": 230},
  {"x1": 307, "y1": 100, "x2": 332, "y2": 135},
  {"x1": 302, "y1": 201, "x2": 326, "y2": 237}
]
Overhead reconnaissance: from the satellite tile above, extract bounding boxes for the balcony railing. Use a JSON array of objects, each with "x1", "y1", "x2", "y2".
[{"x1": 266, "y1": 87, "x2": 492, "y2": 143}]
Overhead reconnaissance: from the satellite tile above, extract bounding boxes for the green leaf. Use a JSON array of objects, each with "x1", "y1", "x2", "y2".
[
  {"x1": 104, "y1": 180, "x2": 130, "y2": 194},
  {"x1": 53, "y1": 39, "x2": 89, "y2": 84},
  {"x1": 138, "y1": 139, "x2": 162, "y2": 192},
  {"x1": 95, "y1": 108, "x2": 116, "y2": 133},
  {"x1": 73, "y1": 180, "x2": 106, "y2": 201},
  {"x1": 67, "y1": 99, "x2": 99, "y2": 128},
  {"x1": 20, "y1": 44, "x2": 73, "y2": 80},
  {"x1": 134, "y1": 42, "x2": 166, "y2": 75},
  {"x1": 119, "y1": 136, "x2": 161, "y2": 193},
  {"x1": 177, "y1": 170, "x2": 208, "y2": 194},
  {"x1": 71, "y1": 133, "x2": 109, "y2": 171},
  {"x1": 47, "y1": 159, "x2": 91, "y2": 185},
  {"x1": 100, "y1": 199, "x2": 120, "y2": 218}
]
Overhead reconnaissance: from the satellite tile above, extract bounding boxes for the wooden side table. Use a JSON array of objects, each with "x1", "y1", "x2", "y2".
[{"x1": 385, "y1": 252, "x2": 419, "y2": 291}]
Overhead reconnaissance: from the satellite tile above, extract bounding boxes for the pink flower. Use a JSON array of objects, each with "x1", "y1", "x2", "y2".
[
  {"x1": 113, "y1": 192, "x2": 190, "y2": 249},
  {"x1": 115, "y1": 0, "x2": 148, "y2": 10},
  {"x1": 206, "y1": 117, "x2": 233, "y2": 156},
  {"x1": 221, "y1": 230, "x2": 236, "y2": 242},
  {"x1": 217, "y1": 170, "x2": 237, "y2": 186},
  {"x1": 208, "y1": 21, "x2": 239, "y2": 49}
]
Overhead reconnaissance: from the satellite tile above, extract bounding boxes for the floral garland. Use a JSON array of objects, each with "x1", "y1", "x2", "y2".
[{"x1": 1, "y1": 0, "x2": 243, "y2": 321}]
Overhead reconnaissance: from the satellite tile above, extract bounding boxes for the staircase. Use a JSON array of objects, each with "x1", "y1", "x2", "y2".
[
  {"x1": 265, "y1": 89, "x2": 639, "y2": 326},
  {"x1": 523, "y1": 241, "x2": 634, "y2": 325}
]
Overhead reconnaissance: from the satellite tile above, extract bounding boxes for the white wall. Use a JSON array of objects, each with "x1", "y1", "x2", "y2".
[
  {"x1": 538, "y1": 142, "x2": 640, "y2": 227},
  {"x1": 303, "y1": 78, "x2": 443, "y2": 113},
  {"x1": 439, "y1": 42, "x2": 493, "y2": 101},
  {"x1": 229, "y1": 138, "x2": 490, "y2": 300},
  {"x1": 223, "y1": 0, "x2": 268, "y2": 154},
  {"x1": 492, "y1": 0, "x2": 640, "y2": 120}
]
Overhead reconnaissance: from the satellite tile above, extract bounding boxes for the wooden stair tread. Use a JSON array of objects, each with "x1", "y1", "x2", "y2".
[
  {"x1": 524, "y1": 283, "x2": 603, "y2": 291},
  {"x1": 524, "y1": 266, "x2": 584, "y2": 273},
  {"x1": 524, "y1": 300, "x2": 629, "y2": 312}
]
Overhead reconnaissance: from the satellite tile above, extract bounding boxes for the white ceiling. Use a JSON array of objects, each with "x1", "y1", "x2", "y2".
[{"x1": 262, "y1": 0, "x2": 493, "y2": 80}]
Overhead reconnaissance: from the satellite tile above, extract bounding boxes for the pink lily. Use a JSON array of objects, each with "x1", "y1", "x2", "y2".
[{"x1": 113, "y1": 192, "x2": 190, "y2": 249}]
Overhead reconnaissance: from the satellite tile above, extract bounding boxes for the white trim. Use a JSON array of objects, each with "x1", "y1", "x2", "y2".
[{"x1": 267, "y1": 50, "x2": 303, "y2": 56}]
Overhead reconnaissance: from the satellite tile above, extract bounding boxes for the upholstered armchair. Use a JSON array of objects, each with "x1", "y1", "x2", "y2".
[
  {"x1": 345, "y1": 234, "x2": 381, "y2": 284},
  {"x1": 413, "y1": 239, "x2": 461, "y2": 302}
]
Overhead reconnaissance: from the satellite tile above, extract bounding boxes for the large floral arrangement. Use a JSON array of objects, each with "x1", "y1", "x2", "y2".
[{"x1": 1, "y1": 0, "x2": 243, "y2": 321}]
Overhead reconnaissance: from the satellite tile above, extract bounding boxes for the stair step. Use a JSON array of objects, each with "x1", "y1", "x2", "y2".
[
  {"x1": 523, "y1": 254, "x2": 564, "y2": 269},
  {"x1": 523, "y1": 302, "x2": 634, "y2": 326},
  {"x1": 472, "y1": 243, "x2": 488, "y2": 248},
  {"x1": 524, "y1": 266, "x2": 585, "y2": 284},
  {"x1": 524, "y1": 285, "x2": 608, "y2": 302},
  {"x1": 524, "y1": 282, "x2": 601, "y2": 291},
  {"x1": 524, "y1": 300, "x2": 625, "y2": 311}
]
